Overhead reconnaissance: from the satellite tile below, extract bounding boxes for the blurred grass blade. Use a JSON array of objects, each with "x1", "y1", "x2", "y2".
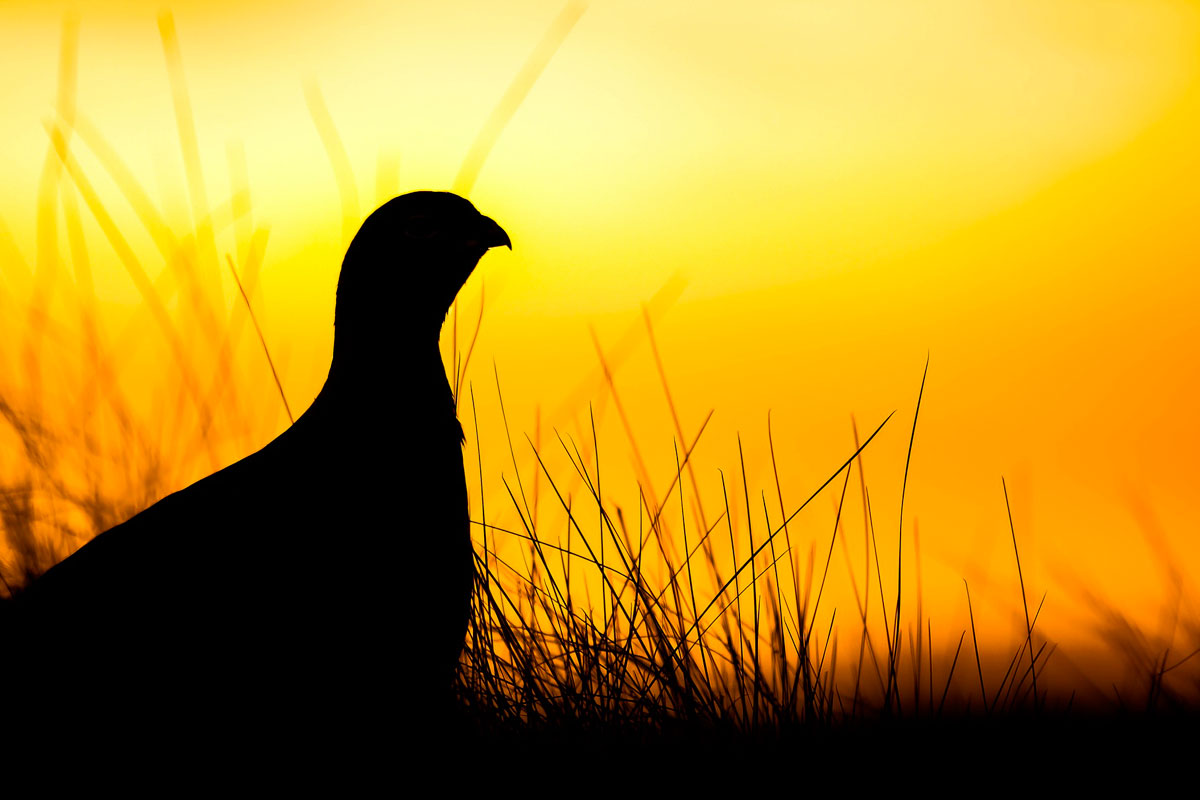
[
  {"x1": 453, "y1": 1, "x2": 587, "y2": 196},
  {"x1": 304, "y1": 79, "x2": 360, "y2": 246},
  {"x1": 159, "y1": 11, "x2": 220, "y2": 285}
]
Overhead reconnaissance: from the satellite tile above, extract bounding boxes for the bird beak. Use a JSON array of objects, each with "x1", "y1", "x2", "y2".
[{"x1": 475, "y1": 215, "x2": 512, "y2": 250}]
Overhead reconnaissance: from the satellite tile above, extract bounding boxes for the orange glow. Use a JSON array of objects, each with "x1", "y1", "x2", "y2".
[{"x1": 2, "y1": 1, "x2": 1198, "y2": 702}]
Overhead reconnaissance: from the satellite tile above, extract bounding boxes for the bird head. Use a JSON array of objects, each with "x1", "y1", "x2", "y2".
[{"x1": 335, "y1": 191, "x2": 510, "y2": 336}]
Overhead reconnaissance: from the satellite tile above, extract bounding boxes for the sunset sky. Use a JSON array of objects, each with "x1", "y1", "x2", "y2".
[{"x1": 1, "y1": 0, "x2": 1198, "y2": 681}]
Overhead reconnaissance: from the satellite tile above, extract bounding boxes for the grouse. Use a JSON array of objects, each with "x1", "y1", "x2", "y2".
[{"x1": 12, "y1": 191, "x2": 510, "y2": 747}]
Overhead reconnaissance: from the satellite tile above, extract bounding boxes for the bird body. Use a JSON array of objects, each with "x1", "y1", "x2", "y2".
[{"x1": 12, "y1": 192, "x2": 509, "y2": 747}]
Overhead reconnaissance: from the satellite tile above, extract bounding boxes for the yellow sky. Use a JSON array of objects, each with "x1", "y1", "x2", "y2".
[{"x1": 2, "y1": 0, "x2": 1199, "y2": 676}]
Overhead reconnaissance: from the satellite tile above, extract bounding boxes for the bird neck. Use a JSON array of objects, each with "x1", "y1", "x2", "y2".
[{"x1": 324, "y1": 322, "x2": 448, "y2": 401}]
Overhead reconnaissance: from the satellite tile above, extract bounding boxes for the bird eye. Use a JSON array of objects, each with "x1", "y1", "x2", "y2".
[{"x1": 403, "y1": 215, "x2": 439, "y2": 240}]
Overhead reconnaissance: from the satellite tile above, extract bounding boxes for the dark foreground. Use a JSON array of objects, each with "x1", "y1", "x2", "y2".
[
  {"x1": 453, "y1": 711, "x2": 1198, "y2": 788},
  {"x1": 0, "y1": 701, "x2": 1193, "y2": 789}
]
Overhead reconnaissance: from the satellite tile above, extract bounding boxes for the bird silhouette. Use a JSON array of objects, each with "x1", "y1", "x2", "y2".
[{"x1": 12, "y1": 191, "x2": 509, "y2": 748}]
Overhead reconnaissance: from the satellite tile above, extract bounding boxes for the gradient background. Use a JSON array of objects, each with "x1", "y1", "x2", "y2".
[{"x1": 2, "y1": 1, "x2": 1198, "y2": 693}]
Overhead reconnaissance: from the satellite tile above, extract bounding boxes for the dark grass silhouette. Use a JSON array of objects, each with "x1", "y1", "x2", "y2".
[
  {"x1": 451, "y1": 354, "x2": 1200, "y2": 784},
  {"x1": 10, "y1": 192, "x2": 510, "y2": 750}
]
